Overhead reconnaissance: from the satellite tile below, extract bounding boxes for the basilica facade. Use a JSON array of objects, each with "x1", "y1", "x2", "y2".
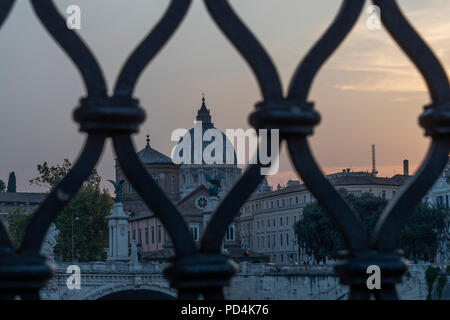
[
  {"x1": 116, "y1": 97, "x2": 263, "y2": 261},
  {"x1": 177, "y1": 96, "x2": 242, "y2": 198}
]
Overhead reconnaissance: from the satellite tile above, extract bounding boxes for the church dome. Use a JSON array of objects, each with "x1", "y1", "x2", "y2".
[
  {"x1": 177, "y1": 96, "x2": 237, "y2": 165},
  {"x1": 137, "y1": 135, "x2": 173, "y2": 165}
]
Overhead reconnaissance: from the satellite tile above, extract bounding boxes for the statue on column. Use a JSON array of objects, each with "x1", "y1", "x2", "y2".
[
  {"x1": 106, "y1": 179, "x2": 129, "y2": 262},
  {"x1": 40, "y1": 223, "x2": 59, "y2": 263},
  {"x1": 108, "y1": 179, "x2": 125, "y2": 202},
  {"x1": 40, "y1": 223, "x2": 59, "y2": 299},
  {"x1": 205, "y1": 173, "x2": 225, "y2": 197}
]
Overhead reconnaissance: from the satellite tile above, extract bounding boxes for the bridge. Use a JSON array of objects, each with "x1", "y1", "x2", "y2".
[{"x1": 40, "y1": 261, "x2": 441, "y2": 300}]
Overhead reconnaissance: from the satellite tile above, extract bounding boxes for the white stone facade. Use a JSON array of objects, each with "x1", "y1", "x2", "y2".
[{"x1": 107, "y1": 203, "x2": 130, "y2": 262}]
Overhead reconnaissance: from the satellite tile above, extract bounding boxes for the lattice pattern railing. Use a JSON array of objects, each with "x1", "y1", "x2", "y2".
[{"x1": 0, "y1": 0, "x2": 448, "y2": 300}]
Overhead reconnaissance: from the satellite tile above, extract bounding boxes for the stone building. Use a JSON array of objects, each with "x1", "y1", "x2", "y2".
[
  {"x1": 0, "y1": 192, "x2": 46, "y2": 227},
  {"x1": 118, "y1": 97, "x2": 251, "y2": 261},
  {"x1": 177, "y1": 96, "x2": 242, "y2": 198},
  {"x1": 423, "y1": 157, "x2": 450, "y2": 263},
  {"x1": 238, "y1": 168, "x2": 411, "y2": 264}
]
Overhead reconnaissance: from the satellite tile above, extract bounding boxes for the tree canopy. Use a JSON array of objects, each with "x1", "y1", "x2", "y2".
[
  {"x1": 0, "y1": 179, "x2": 5, "y2": 192},
  {"x1": 7, "y1": 207, "x2": 30, "y2": 248},
  {"x1": 8, "y1": 159, "x2": 113, "y2": 261},
  {"x1": 7, "y1": 171, "x2": 16, "y2": 192},
  {"x1": 294, "y1": 190, "x2": 448, "y2": 263}
]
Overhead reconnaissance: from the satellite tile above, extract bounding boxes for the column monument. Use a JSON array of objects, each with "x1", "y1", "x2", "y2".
[{"x1": 107, "y1": 179, "x2": 129, "y2": 261}]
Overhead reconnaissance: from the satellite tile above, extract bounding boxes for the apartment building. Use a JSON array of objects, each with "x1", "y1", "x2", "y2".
[{"x1": 238, "y1": 170, "x2": 410, "y2": 264}]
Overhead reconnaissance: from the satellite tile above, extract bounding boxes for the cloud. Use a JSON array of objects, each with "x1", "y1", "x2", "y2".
[{"x1": 325, "y1": 9, "x2": 450, "y2": 95}]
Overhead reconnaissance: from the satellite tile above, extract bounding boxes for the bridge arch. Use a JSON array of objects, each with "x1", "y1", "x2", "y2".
[{"x1": 81, "y1": 283, "x2": 177, "y2": 300}]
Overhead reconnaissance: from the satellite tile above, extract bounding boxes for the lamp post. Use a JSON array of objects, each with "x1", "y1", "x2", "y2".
[{"x1": 71, "y1": 211, "x2": 79, "y2": 262}]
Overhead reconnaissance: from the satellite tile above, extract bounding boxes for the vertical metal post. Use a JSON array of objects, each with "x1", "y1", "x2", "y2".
[{"x1": 71, "y1": 210, "x2": 74, "y2": 262}]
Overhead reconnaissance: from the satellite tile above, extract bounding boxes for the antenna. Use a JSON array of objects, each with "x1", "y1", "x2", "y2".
[{"x1": 371, "y1": 144, "x2": 378, "y2": 176}]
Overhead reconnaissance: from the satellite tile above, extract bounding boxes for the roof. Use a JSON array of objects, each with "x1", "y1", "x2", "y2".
[
  {"x1": 329, "y1": 175, "x2": 408, "y2": 187},
  {"x1": 128, "y1": 185, "x2": 211, "y2": 221},
  {"x1": 0, "y1": 192, "x2": 46, "y2": 204},
  {"x1": 246, "y1": 174, "x2": 411, "y2": 202},
  {"x1": 136, "y1": 135, "x2": 173, "y2": 165},
  {"x1": 175, "y1": 96, "x2": 237, "y2": 165}
]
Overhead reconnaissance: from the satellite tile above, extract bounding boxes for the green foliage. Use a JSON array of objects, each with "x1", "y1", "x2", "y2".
[
  {"x1": 293, "y1": 201, "x2": 343, "y2": 262},
  {"x1": 425, "y1": 266, "x2": 447, "y2": 300},
  {"x1": 294, "y1": 190, "x2": 447, "y2": 263},
  {"x1": 425, "y1": 266, "x2": 440, "y2": 300},
  {"x1": 7, "y1": 207, "x2": 32, "y2": 248},
  {"x1": 29, "y1": 159, "x2": 113, "y2": 261},
  {"x1": 436, "y1": 275, "x2": 447, "y2": 299},
  {"x1": 7, "y1": 171, "x2": 16, "y2": 193},
  {"x1": 29, "y1": 159, "x2": 100, "y2": 190},
  {"x1": 0, "y1": 179, "x2": 6, "y2": 192}
]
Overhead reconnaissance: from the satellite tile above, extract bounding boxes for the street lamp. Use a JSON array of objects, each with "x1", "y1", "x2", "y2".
[{"x1": 71, "y1": 211, "x2": 79, "y2": 262}]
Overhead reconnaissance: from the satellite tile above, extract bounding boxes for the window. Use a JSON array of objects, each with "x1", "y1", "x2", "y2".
[
  {"x1": 267, "y1": 219, "x2": 270, "y2": 228},
  {"x1": 145, "y1": 227, "x2": 148, "y2": 244},
  {"x1": 267, "y1": 235, "x2": 270, "y2": 248},
  {"x1": 189, "y1": 224, "x2": 199, "y2": 241},
  {"x1": 392, "y1": 190, "x2": 396, "y2": 197},
  {"x1": 225, "y1": 224, "x2": 235, "y2": 241},
  {"x1": 132, "y1": 229, "x2": 136, "y2": 241},
  {"x1": 286, "y1": 233, "x2": 289, "y2": 248},
  {"x1": 296, "y1": 197, "x2": 298, "y2": 204},
  {"x1": 158, "y1": 225, "x2": 162, "y2": 242},
  {"x1": 151, "y1": 226, "x2": 155, "y2": 244},
  {"x1": 128, "y1": 183, "x2": 133, "y2": 193},
  {"x1": 280, "y1": 217, "x2": 283, "y2": 226},
  {"x1": 273, "y1": 234, "x2": 276, "y2": 248},
  {"x1": 381, "y1": 190, "x2": 386, "y2": 199},
  {"x1": 257, "y1": 221, "x2": 260, "y2": 229},
  {"x1": 196, "y1": 196, "x2": 208, "y2": 210},
  {"x1": 286, "y1": 217, "x2": 289, "y2": 225},
  {"x1": 273, "y1": 218, "x2": 275, "y2": 227},
  {"x1": 277, "y1": 200, "x2": 280, "y2": 207},
  {"x1": 171, "y1": 176, "x2": 175, "y2": 193},
  {"x1": 280, "y1": 254, "x2": 284, "y2": 263},
  {"x1": 282, "y1": 199, "x2": 285, "y2": 206},
  {"x1": 280, "y1": 234, "x2": 283, "y2": 247}
]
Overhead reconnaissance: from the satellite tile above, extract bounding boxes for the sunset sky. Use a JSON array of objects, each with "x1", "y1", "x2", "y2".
[{"x1": 0, "y1": 0, "x2": 449, "y2": 192}]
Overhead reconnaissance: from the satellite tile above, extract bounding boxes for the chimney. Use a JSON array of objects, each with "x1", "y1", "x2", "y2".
[
  {"x1": 371, "y1": 144, "x2": 378, "y2": 176},
  {"x1": 403, "y1": 160, "x2": 409, "y2": 176}
]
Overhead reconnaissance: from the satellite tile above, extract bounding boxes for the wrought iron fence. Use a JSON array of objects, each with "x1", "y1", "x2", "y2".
[{"x1": 0, "y1": 0, "x2": 449, "y2": 300}]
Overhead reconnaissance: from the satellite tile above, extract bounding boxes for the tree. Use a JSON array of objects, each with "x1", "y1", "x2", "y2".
[
  {"x1": 7, "y1": 207, "x2": 32, "y2": 248},
  {"x1": 26, "y1": 159, "x2": 114, "y2": 261},
  {"x1": 0, "y1": 179, "x2": 5, "y2": 192},
  {"x1": 7, "y1": 171, "x2": 16, "y2": 193},
  {"x1": 294, "y1": 190, "x2": 447, "y2": 263}
]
